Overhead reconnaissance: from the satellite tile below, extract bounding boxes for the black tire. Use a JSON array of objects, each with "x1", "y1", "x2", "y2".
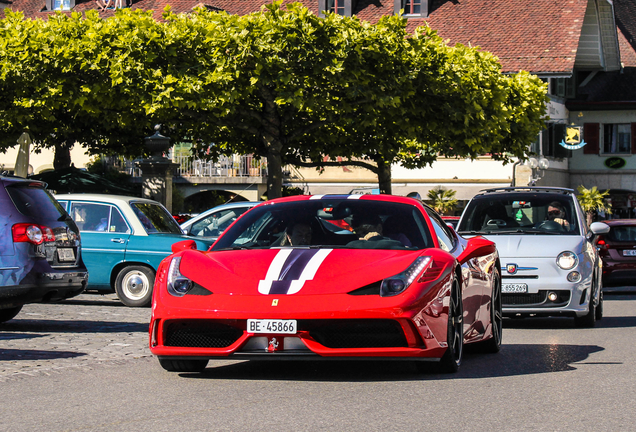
[
  {"x1": 596, "y1": 279, "x2": 604, "y2": 321},
  {"x1": 479, "y1": 270, "x2": 503, "y2": 353},
  {"x1": 438, "y1": 278, "x2": 463, "y2": 373},
  {"x1": 574, "y1": 286, "x2": 597, "y2": 328},
  {"x1": 159, "y1": 358, "x2": 208, "y2": 373},
  {"x1": 0, "y1": 305, "x2": 23, "y2": 323},
  {"x1": 115, "y1": 265, "x2": 155, "y2": 307}
]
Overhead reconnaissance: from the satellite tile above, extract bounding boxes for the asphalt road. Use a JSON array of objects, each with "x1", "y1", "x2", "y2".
[{"x1": 2, "y1": 292, "x2": 636, "y2": 432}]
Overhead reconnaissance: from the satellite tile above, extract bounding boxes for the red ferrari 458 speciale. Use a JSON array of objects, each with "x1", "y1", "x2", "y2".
[{"x1": 150, "y1": 194, "x2": 502, "y2": 373}]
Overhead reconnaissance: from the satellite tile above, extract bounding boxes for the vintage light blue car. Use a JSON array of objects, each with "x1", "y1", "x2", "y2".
[
  {"x1": 55, "y1": 194, "x2": 213, "y2": 307},
  {"x1": 457, "y1": 187, "x2": 610, "y2": 327}
]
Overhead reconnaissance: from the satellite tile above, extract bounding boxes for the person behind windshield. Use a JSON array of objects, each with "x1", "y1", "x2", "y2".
[
  {"x1": 346, "y1": 214, "x2": 405, "y2": 249},
  {"x1": 547, "y1": 201, "x2": 570, "y2": 229},
  {"x1": 280, "y1": 221, "x2": 312, "y2": 246}
]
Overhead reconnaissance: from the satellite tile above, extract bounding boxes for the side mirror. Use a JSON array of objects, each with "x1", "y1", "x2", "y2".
[
  {"x1": 458, "y1": 236, "x2": 497, "y2": 264},
  {"x1": 589, "y1": 222, "x2": 610, "y2": 235},
  {"x1": 172, "y1": 240, "x2": 198, "y2": 254}
]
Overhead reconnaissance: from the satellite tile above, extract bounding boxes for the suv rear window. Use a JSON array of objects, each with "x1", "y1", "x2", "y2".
[
  {"x1": 458, "y1": 193, "x2": 580, "y2": 235},
  {"x1": 6, "y1": 184, "x2": 67, "y2": 222},
  {"x1": 607, "y1": 226, "x2": 636, "y2": 242}
]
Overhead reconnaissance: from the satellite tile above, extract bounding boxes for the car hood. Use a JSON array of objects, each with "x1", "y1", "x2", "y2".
[
  {"x1": 178, "y1": 248, "x2": 423, "y2": 295},
  {"x1": 480, "y1": 234, "x2": 586, "y2": 258}
]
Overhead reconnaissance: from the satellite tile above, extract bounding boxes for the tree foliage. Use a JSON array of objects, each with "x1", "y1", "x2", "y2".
[
  {"x1": 577, "y1": 185, "x2": 612, "y2": 226},
  {"x1": 0, "y1": 3, "x2": 549, "y2": 197},
  {"x1": 426, "y1": 186, "x2": 457, "y2": 215}
]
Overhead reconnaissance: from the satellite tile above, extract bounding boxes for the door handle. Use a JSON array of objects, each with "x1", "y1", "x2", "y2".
[{"x1": 110, "y1": 238, "x2": 126, "y2": 244}]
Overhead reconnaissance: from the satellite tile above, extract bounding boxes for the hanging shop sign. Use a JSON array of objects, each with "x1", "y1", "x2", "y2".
[
  {"x1": 604, "y1": 157, "x2": 627, "y2": 169},
  {"x1": 559, "y1": 126, "x2": 587, "y2": 150}
]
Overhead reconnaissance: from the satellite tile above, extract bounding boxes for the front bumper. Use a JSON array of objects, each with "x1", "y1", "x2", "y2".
[
  {"x1": 500, "y1": 258, "x2": 594, "y2": 318},
  {"x1": 149, "y1": 290, "x2": 451, "y2": 361}
]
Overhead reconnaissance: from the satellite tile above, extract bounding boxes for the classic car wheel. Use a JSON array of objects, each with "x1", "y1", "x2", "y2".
[
  {"x1": 0, "y1": 305, "x2": 23, "y2": 323},
  {"x1": 480, "y1": 270, "x2": 503, "y2": 353},
  {"x1": 439, "y1": 278, "x2": 463, "y2": 373},
  {"x1": 574, "y1": 282, "x2": 597, "y2": 328},
  {"x1": 159, "y1": 358, "x2": 208, "y2": 373},
  {"x1": 115, "y1": 266, "x2": 155, "y2": 307}
]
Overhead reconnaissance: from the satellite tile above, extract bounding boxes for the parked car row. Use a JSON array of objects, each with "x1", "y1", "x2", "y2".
[{"x1": 3, "y1": 175, "x2": 635, "y2": 375}]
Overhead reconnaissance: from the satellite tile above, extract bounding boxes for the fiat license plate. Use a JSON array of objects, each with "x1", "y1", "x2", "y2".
[
  {"x1": 622, "y1": 250, "x2": 636, "y2": 256},
  {"x1": 502, "y1": 283, "x2": 528, "y2": 293},
  {"x1": 247, "y1": 319, "x2": 297, "y2": 334},
  {"x1": 57, "y1": 248, "x2": 75, "y2": 262}
]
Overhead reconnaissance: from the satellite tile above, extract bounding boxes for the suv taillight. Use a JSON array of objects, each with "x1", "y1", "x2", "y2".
[{"x1": 12, "y1": 223, "x2": 56, "y2": 245}]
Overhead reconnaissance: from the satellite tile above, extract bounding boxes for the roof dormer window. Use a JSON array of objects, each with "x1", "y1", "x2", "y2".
[
  {"x1": 394, "y1": 0, "x2": 428, "y2": 18},
  {"x1": 319, "y1": 0, "x2": 356, "y2": 17},
  {"x1": 45, "y1": 0, "x2": 73, "y2": 10}
]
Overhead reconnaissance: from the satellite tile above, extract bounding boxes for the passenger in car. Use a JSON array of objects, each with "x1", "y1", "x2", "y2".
[
  {"x1": 346, "y1": 214, "x2": 405, "y2": 249},
  {"x1": 279, "y1": 221, "x2": 313, "y2": 246}
]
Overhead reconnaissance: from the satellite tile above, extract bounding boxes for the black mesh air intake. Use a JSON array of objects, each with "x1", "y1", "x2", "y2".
[
  {"x1": 164, "y1": 320, "x2": 243, "y2": 348},
  {"x1": 303, "y1": 319, "x2": 408, "y2": 348}
]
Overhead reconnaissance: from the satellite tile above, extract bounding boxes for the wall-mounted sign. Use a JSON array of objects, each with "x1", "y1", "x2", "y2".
[
  {"x1": 559, "y1": 126, "x2": 587, "y2": 150},
  {"x1": 604, "y1": 157, "x2": 626, "y2": 169}
]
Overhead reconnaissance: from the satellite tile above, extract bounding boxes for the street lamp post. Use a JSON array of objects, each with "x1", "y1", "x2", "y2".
[{"x1": 136, "y1": 125, "x2": 179, "y2": 212}]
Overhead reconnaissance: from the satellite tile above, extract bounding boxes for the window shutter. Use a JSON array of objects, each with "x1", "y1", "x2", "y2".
[
  {"x1": 583, "y1": 123, "x2": 599, "y2": 155},
  {"x1": 632, "y1": 123, "x2": 636, "y2": 154}
]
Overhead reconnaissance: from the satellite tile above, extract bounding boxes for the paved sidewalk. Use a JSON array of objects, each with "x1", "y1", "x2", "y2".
[{"x1": 0, "y1": 293, "x2": 152, "y2": 381}]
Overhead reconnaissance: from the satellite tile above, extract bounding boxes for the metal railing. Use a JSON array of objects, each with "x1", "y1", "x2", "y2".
[{"x1": 174, "y1": 154, "x2": 267, "y2": 178}]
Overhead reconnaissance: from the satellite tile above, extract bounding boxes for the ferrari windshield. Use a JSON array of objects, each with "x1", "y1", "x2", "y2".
[
  {"x1": 212, "y1": 199, "x2": 434, "y2": 251},
  {"x1": 457, "y1": 193, "x2": 580, "y2": 235}
]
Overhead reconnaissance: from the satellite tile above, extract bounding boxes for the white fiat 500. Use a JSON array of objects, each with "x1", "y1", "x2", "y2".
[{"x1": 457, "y1": 187, "x2": 609, "y2": 327}]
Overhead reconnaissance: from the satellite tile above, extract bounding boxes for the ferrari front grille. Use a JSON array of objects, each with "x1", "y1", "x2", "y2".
[
  {"x1": 302, "y1": 319, "x2": 408, "y2": 348},
  {"x1": 164, "y1": 320, "x2": 243, "y2": 348}
]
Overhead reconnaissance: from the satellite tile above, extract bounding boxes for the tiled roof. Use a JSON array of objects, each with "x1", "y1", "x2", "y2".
[
  {"x1": 619, "y1": 26, "x2": 636, "y2": 67},
  {"x1": 615, "y1": 0, "x2": 636, "y2": 66},
  {"x1": 0, "y1": 0, "x2": 600, "y2": 74}
]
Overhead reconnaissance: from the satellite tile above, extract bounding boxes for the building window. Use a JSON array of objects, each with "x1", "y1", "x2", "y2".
[
  {"x1": 548, "y1": 77, "x2": 576, "y2": 99},
  {"x1": 328, "y1": 0, "x2": 345, "y2": 15},
  {"x1": 602, "y1": 124, "x2": 631, "y2": 154},
  {"x1": 53, "y1": 0, "x2": 70, "y2": 9},
  {"x1": 394, "y1": 0, "x2": 427, "y2": 17},
  {"x1": 403, "y1": 0, "x2": 421, "y2": 14},
  {"x1": 319, "y1": 0, "x2": 355, "y2": 17}
]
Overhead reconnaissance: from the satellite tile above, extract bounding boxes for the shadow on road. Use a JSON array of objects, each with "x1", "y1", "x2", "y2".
[
  {"x1": 0, "y1": 348, "x2": 86, "y2": 361},
  {"x1": 175, "y1": 342, "x2": 605, "y2": 382},
  {"x1": 0, "y1": 320, "x2": 148, "y2": 335},
  {"x1": 503, "y1": 315, "x2": 636, "y2": 329}
]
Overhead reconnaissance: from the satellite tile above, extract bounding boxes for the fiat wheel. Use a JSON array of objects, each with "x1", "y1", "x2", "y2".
[{"x1": 115, "y1": 265, "x2": 155, "y2": 307}]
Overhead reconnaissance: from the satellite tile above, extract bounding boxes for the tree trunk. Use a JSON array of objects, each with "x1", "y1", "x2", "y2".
[
  {"x1": 266, "y1": 147, "x2": 283, "y2": 200},
  {"x1": 53, "y1": 141, "x2": 72, "y2": 170},
  {"x1": 376, "y1": 158, "x2": 392, "y2": 195}
]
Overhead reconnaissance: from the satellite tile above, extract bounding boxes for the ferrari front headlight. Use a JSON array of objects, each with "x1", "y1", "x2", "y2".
[
  {"x1": 380, "y1": 256, "x2": 432, "y2": 297},
  {"x1": 556, "y1": 251, "x2": 578, "y2": 270},
  {"x1": 167, "y1": 256, "x2": 194, "y2": 297}
]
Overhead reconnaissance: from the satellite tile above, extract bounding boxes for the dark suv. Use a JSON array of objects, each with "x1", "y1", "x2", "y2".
[{"x1": 0, "y1": 175, "x2": 88, "y2": 322}]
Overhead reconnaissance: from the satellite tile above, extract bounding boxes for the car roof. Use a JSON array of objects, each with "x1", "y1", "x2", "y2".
[
  {"x1": 473, "y1": 186, "x2": 575, "y2": 198},
  {"x1": 1, "y1": 175, "x2": 47, "y2": 188},
  {"x1": 53, "y1": 193, "x2": 161, "y2": 205},
  {"x1": 600, "y1": 219, "x2": 636, "y2": 227},
  {"x1": 268, "y1": 194, "x2": 423, "y2": 206}
]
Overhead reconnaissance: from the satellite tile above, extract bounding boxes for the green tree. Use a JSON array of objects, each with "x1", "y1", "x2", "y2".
[
  {"x1": 0, "y1": 9, "x2": 170, "y2": 166},
  {"x1": 426, "y1": 186, "x2": 458, "y2": 215},
  {"x1": 0, "y1": 4, "x2": 548, "y2": 198},
  {"x1": 577, "y1": 185, "x2": 612, "y2": 226}
]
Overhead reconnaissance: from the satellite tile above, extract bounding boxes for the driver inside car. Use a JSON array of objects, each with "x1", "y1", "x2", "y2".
[{"x1": 547, "y1": 201, "x2": 570, "y2": 229}]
